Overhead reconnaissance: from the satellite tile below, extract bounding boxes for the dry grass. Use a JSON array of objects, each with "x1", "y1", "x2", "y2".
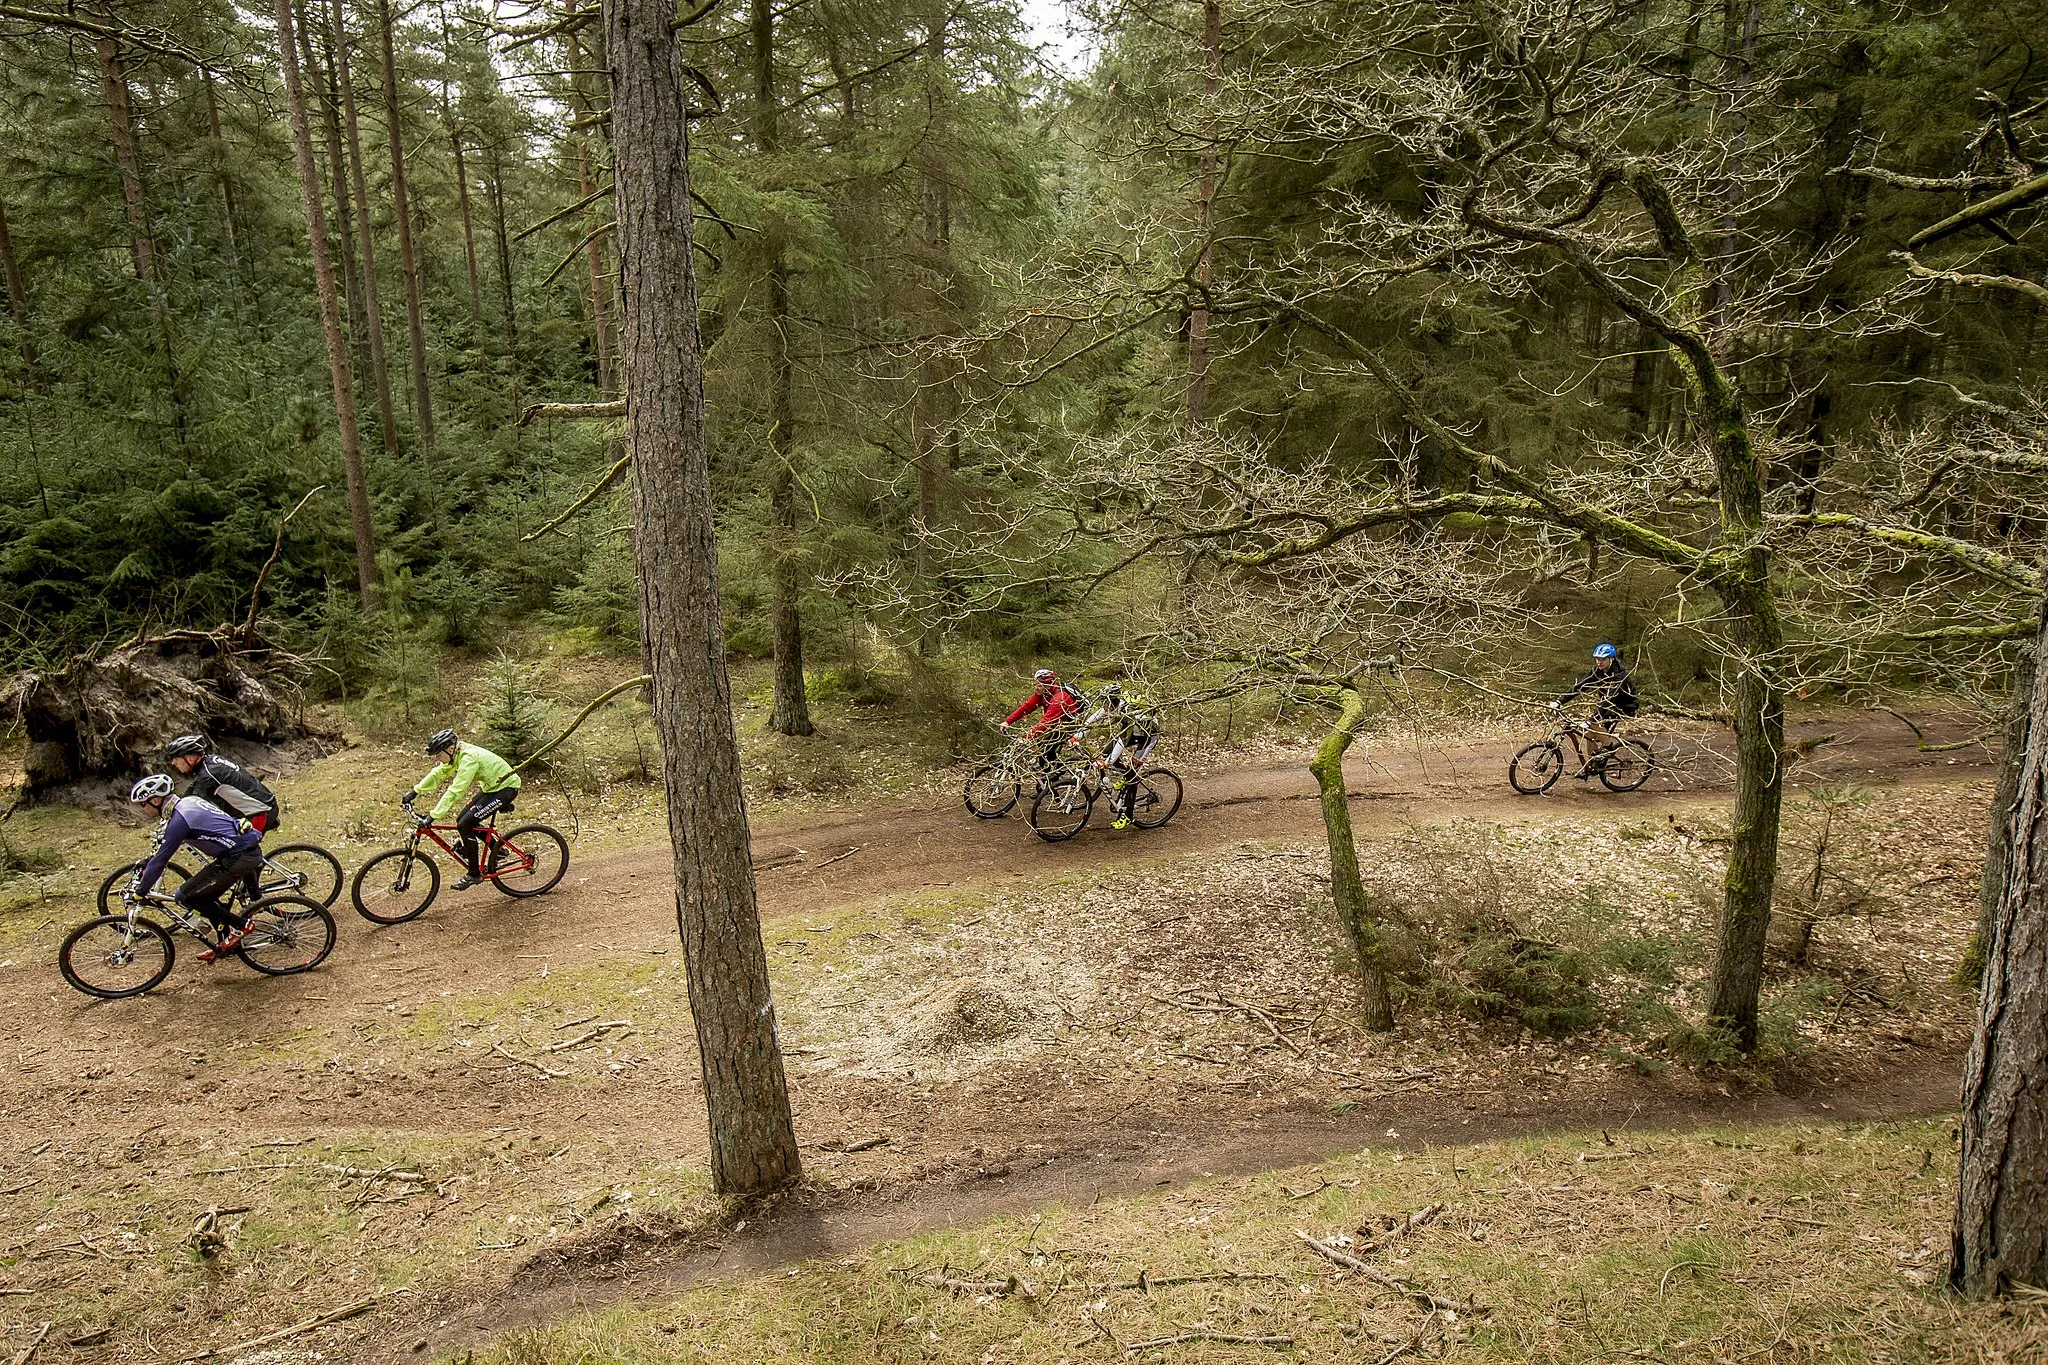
[{"x1": 465, "y1": 1117, "x2": 2045, "y2": 1364}]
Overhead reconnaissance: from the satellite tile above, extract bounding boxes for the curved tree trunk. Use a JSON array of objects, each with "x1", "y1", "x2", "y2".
[
  {"x1": 607, "y1": 0, "x2": 801, "y2": 1197},
  {"x1": 1704, "y1": 589, "x2": 1786, "y2": 1050},
  {"x1": 1309, "y1": 684, "x2": 1394, "y2": 1031},
  {"x1": 1953, "y1": 591, "x2": 2048, "y2": 1295}
]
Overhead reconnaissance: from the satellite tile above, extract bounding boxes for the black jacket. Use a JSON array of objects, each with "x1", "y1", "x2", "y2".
[
  {"x1": 1565, "y1": 664, "x2": 1639, "y2": 716},
  {"x1": 183, "y1": 755, "x2": 279, "y2": 822}
]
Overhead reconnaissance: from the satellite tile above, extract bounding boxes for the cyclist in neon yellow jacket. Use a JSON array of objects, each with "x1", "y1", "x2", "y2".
[{"x1": 405, "y1": 727, "x2": 522, "y2": 890}]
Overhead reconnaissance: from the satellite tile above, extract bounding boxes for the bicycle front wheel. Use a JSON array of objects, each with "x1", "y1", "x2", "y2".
[
  {"x1": 963, "y1": 763, "x2": 1019, "y2": 819},
  {"x1": 1599, "y1": 740, "x2": 1656, "y2": 792},
  {"x1": 491, "y1": 825, "x2": 570, "y2": 898},
  {"x1": 1029, "y1": 775, "x2": 1094, "y2": 842},
  {"x1": 1509, "y1": 741, "x2": 1565, "y2": 795},
  {"x1": 237, "y1": 896, "x2": 336, "y2": 975},
  {"x1": 96, "y1": 860, "x2": 194, "y2": 916},
  {"x1": 1127, "y1": 768, "x2": 1184, "y2": 830},
  {"x1": 60, "y1": 915, "x2": 176, "y2": 999},
  {"x1": 260, "y1": 843, "x2": 343, "y2": 907},
  {"x1": 351, "y1": 848, "x2": 439, "y2": 924}
]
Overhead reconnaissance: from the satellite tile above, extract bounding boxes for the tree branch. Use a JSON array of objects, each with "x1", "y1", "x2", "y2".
[
  {"x1": 1897, "y1": 252, "x2": 2048, "y2": 307},
  {"x1": 1905, "y1": 170, "x2": 2048, "y2": 248},
  {"x1": 519, "y1": 400, "x2": 626, "y2": 428},
  {"x1": 521, "y1": 449, "x2": 632, "y2": 539},
  {"x1": 1776, "y1": 513, "x2": 2044, "y2": 592},
  {"x1": 516, "y1": 675, "x2": 651, "y2": 772}
]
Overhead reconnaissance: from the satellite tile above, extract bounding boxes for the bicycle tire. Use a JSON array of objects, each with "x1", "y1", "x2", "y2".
[
  {"x1": 1126, "y1": 768, "x2": 1184, "y2": 830},
  {"x1": 96, "y1": 859, "x2": 195, "y2": 916},
  {"x1": 1029, "y1": 774, "x2": 1094, "y2": 842},
  {"x1": 490, "y1": 825, "x2": 570, "y2": 898},
  {"x1": 260, "y1": 843, "x2": 343, "y2": 908},
  {"x1": 60, "y1": 914, "x2": 176, "y2": 999},
  {"x1": 1598, "y1": 739, "x2": 1656, "y2": 792},
  {"x1": 1509, "y1": 741, "x2": 1565, "y2": 795},
  {"x1": 236, "y1": 895, "x2": 336, "y2": 975},
  {"x1": 963, "y1": 763, "x2": 1019, "y2": 819},
  {"x1": 351, "y1": 848, "x2": 440, "y2": 924}
]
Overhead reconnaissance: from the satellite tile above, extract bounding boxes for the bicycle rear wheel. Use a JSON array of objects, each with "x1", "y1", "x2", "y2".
[
  {"x1": 351, "y1": 848, "x2": 439, "y2": 924},
  {"x1": 1029, "y1": 774, "x2": 1094, "y2": 842},
  {"x1": 1126, "y1": 768, "x2": 1184, "y2": 830},
  {"x1": 490, "y1": 825, "x2": 570, "y2": 898},
  {"x1": 963, "y1": 763, "x2": 1019, "y2": 819},
  {"x1": 260, "y1": 843, "x2": 343, "y2": 907},
  {"x1": 1509, "y1": 741, "x2": 1565, "y2": 795},
  {"x1": 60, "y1": 915, "x2": 176, "y2": 999},
  {"x1": 1598, "y1": 740, "x2": 1656, "y2": 792},
  {"x1": 96, "y1": 860, "x2": 194, "y2": 916},
  {"x1": 237, "y1": 895, "x2": 336, "y2": 975}
]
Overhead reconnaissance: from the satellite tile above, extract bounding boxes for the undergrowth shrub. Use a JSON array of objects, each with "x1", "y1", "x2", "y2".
[
  {"x1": 477, "y1": 652, "x2": 554, "y2": 763},
  {"x1": 0, "y1": 831, "x2": 61, "y2": 876}
]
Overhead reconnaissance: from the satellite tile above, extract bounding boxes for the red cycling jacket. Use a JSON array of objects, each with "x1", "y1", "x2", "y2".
[{"x1": 1005, "y1": 683, "x2": 1082, "y2": 736}]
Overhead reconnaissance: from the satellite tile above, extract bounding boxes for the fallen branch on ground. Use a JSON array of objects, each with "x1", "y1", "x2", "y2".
[
  {"x1": 1356, "y1": 1202, "x2": 1443, "y2": 1253},
  {"x1": 177, "y1": 1292, "x2": 394, "y2": 1361},
  {"x1": 1123, "y1": 1329, "x2": 1294, "y2": 1353},
  {"x1": 1293, "y1": 1229, "x2": 1482, "y2": 1314},
  {"x1": 814, "y1": 844, "x2": 863, "y2": 869},
  {"x1": 543, "y1": 1021, "x2": 633, "y2": 1053},
  {"x1": 894, "y1": 1267, "x2": 1037, "y2": 1299},
  {"x1": 489, "y1": 1044, "x2": 567, "y2": 1079},
  {"x1": 4, "y1": 1322, "x2": 49, "y2": 1365}
]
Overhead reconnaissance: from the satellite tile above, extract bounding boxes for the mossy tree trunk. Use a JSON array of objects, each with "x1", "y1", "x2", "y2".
[
  {"x1": 1953, "y1": 589, "x2": 2048, "y2": 1295},
  {"x1": 1309, "y1": 683, "x2": 1394, "y2": 1031},
  {"x1": 1967, "y1": 642, "x2": 2039, "y2": 984}
]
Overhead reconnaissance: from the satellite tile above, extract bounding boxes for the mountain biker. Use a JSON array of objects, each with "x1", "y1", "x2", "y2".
[
  {"x1": 165, "y1": 735, "x2": 281, "y2": 834},
  {"x1": 1554, "y1": 643, "x2": 1639, "y2": 770},
  {"x1": 1078, "y1": 684, "x2": 1161, "y2": 829},
  {"x1": 406, "y1": 728, "x2": 521, "y2": 891},
  {"x1": 1001, "y1": 669, "x2": 1087, "y2": 774},
  {"x1": 166, "y1": 734, "x2": 280, "y2": 901},
  {"x1": 126, "y1": 775, "x2": 265, "y2": 961}
]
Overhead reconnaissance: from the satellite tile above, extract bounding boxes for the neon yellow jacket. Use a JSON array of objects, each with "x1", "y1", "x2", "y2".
[{"x1": 413, "y1": 741, "x2": 522, "y2": 819}]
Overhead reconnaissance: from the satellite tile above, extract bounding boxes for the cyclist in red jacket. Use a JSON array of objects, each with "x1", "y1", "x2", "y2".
[{"x1": 1001, "y1": 669, "x2": 1086, "y2": 774}]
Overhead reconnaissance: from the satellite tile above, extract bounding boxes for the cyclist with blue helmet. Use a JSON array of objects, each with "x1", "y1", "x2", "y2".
[{"x1": 1555, "y1": 643, "x2": 1639, "y2": 771}]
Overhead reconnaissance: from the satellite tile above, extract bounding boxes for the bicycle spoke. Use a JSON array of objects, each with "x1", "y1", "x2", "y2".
[{"x1": 60, "y1": 916, "x2": 175, "y2": 998}]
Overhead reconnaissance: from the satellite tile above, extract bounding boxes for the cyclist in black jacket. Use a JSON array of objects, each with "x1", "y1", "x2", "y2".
[
  {"x1": 1554, "y1": 643, "x2": 1639, "y2": 771},
  {"x1": 166, "y1": 735, "x2": 281, "y2": 898}
]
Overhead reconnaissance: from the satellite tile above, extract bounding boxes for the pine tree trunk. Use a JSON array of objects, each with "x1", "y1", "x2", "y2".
[
  {"x1": 754, "y1": 0, "x2": 813, "y2": 736},
  {"x1": 1187, "y1": 0, "x2": 1220, "y2": 426},
  {"x1": 0, "y1": 193, "x2": 27, "y2": 326},
  {"x1": 200, "y1": 70, "x2": 243, "y2": 276},
  {"x1": 94, "y1": 37, "x2": 158, "y2": 287},
  {"x1": 327, "y1": 0, "x2": 401, "y2": 456},
  {"x1": 568, "y1": 17, "x2": 617, "y2": 394},
  {"x1": 302, "y1": 2, "x2": 370, "y2": 396},
  {"x1": 487, "y1": 141, "x2": 520, "y2": 356},
  {"x1": 910, "y1": 4, "x2": 951, "y2": 658},
  {"x1": 1953, "y1": 588, "x2": 2048, "y2": 1296},
  {"x1": 275, "y1": 0, "x2": 380, "y2": 610},
  {"x1": 1309, "y1": 685, "x2": 1394, "y2": 1030},
  {"x1": 449, "y1": 126, "x2": 484, "y2": 326},
  {"x1": 607, "y1": 0, "x2": 801, "y2": 1196},
  {"x1": 1967, "y1": 643, "x2": 2040, "y2": 983},
  {"x1": 378, "y1": 0, "x2": 435, "y2": 452}
]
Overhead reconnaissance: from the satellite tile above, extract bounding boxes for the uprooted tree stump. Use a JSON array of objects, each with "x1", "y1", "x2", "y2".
[{"x1": 4, "y1": 627, "x2": 332, "y2": 803}]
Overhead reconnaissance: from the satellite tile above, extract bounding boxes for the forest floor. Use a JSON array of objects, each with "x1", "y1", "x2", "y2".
[{"x1": 0, "y1": 709, "x2": 2022, "y2": 1363}]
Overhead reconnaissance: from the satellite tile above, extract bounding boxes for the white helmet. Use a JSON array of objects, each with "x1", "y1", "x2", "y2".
[{"x1": 129, "y1": 774, "x2": 174, "y2": 804}]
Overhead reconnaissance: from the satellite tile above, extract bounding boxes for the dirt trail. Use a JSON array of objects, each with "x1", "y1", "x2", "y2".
[
  {"x1": 399, "y1": 1046, "x2": 1965, "y2": 1360},
  {"x1": 2, "y1": 712, "x2": 1992, "y2": 1363}
]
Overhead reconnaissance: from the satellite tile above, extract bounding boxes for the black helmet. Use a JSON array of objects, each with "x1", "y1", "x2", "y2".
[
  {"x1": 426, "y1": 728, "x2": 459, "y2": 755},
  {"x1": 164, "y1": 734, "x2": 208, "y2": 759}
]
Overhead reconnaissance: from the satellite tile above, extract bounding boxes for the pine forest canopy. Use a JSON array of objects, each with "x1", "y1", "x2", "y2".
[{"x1": 0, "y1": 0, "x2": 2039, "y2": 707}]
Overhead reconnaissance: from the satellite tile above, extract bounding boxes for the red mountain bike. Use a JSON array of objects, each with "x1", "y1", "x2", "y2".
[{"x1": 350, "y1": 813, "x2": 569, "y2": 924}]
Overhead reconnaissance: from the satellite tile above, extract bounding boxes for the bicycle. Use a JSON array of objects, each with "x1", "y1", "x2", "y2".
[
  {"x1": 1508, "y1": 715, "x2": 1655, "y2": 795},
  {"x1": 1028, "y1": 748, "x2": 1185, "y2": 842},
  {"x1": 96, "y1": 841, "x2": 343, "y2": 916},
  {"x1": 59, "y1": 883, "x2": 336, "y2": 999},
  {"x1": 350, "y1": 811, "x2": 569, "y2": 924},
  {"x1": 963, "y1": 729, "x2": 1072, "y2": 819}
]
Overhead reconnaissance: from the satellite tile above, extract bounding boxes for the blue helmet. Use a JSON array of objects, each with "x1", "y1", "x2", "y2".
[{"x1": 1592, "y1": 643, "x2": 1619, "y2": 660}]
